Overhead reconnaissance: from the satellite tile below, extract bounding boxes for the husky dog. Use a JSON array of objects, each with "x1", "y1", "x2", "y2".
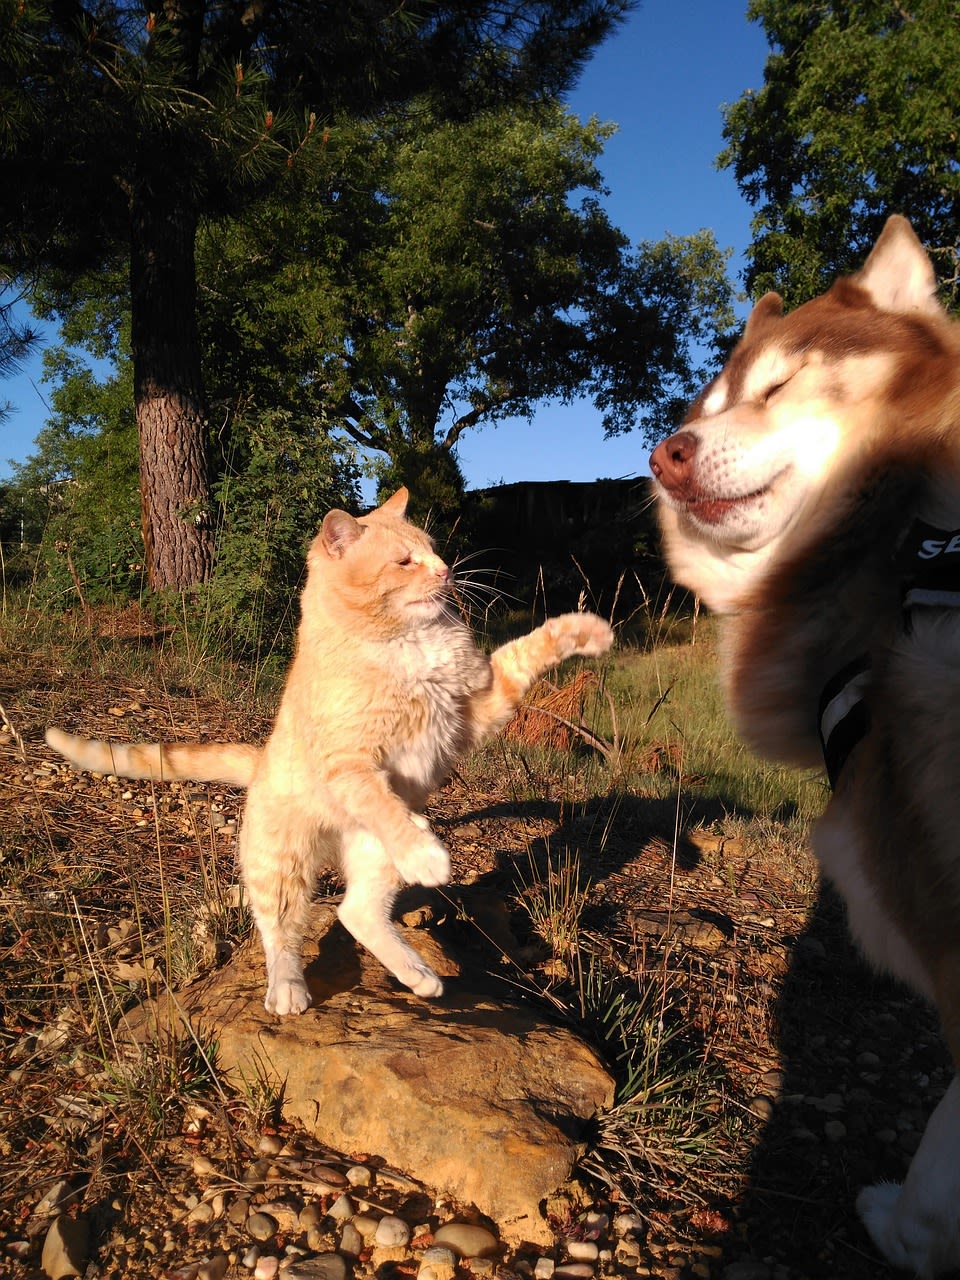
[{"x1": 649, "y1": 216, "x2": 960, "y2": 1277}]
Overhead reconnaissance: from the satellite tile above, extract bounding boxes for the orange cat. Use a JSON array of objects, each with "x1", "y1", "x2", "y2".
[{"x1": 47, "y1": 488, "x2": 613, "y2": 1014}]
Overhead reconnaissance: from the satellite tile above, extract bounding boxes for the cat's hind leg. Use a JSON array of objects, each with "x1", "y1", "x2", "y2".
[
  {"x1": 239, "y1": 787, "x2": 321, "y2": 1015},
  {"x1": 338, "y1": 830, "x2": 444, "y2": 998}
]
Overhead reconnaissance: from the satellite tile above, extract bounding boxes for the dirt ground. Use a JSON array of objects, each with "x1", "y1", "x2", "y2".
[{"x1": 0, "y1": 649, "x2": 955, "y2": 1280}]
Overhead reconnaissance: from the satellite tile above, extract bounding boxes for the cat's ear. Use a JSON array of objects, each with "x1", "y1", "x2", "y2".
[
  {"x1": 320, "y1": 509, "x2": 364, "y2": 559},
  {"x1": 375, "y1": 487, "x2": 409, "y2": 518}
]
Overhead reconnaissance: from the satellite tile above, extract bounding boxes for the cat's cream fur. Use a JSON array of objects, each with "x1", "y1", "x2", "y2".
[{"x1": 47, "y1": 488, "x2": 613, "y2": 1014}]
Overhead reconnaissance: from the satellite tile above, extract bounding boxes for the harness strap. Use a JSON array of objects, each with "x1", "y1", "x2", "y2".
[
  {"x1": 818, "y1": 654, "x2": 871, "y2": 789},
  {"x1": 818, "y1": 516, "x2": 960, "y2": 788}
]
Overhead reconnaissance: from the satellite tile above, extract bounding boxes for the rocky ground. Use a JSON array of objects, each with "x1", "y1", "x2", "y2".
[{"x1": 0, "y1": 644, "x2": 956, "y2": 1280}]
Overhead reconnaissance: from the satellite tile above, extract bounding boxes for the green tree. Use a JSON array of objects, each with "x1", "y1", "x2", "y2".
[
  {"x1": 198, "y1": 101, "x2": 737, "y2": 522},
  {"x1": 720, "y1": 0, "x2": 960, "y2": 305},
  {"x1": 0, "y1": 0, "x2": 632, "y2": 591}
]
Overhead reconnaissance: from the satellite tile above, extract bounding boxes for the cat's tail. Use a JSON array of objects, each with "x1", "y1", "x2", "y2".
[{"x1": 45, "y1": 727, "x2": 260, "y2": 787}]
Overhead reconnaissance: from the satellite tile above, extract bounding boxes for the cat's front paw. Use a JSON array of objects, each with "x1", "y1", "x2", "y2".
[
  {"x1": 392, "y1": 828, "x2": 451, "y2": 887},
  {"x1": 858, "y1": 1182, "x2": 960, "y2": 1275},
  {"x1": 264, "y1": 976, "x2": 312, "y2": 1016},
  {"x1": 545, "y1": 613, "x2": 614, "y2": 660},
  {"x1": 407, "y1": 964, "x2": 444, "y2": 998}
]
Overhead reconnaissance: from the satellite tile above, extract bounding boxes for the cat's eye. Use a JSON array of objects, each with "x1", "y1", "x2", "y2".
[{"x1": 397, "y1": 554, "x2": 413, "y2": 567}]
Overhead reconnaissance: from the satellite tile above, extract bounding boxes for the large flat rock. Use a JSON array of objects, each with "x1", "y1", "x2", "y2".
[{"x1": 128, "y1": 897, "x2": 614, "y2": 1243}]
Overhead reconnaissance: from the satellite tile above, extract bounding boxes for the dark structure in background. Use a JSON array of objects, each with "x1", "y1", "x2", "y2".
[{"x1": 463, "y1": 477, "x2": 668, "y2": 623}]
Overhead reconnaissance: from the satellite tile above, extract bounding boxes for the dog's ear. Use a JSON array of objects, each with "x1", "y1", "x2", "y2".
[
  {"x1": 743, "y1": 292, "x2": 783, "y2": 340},
  {"x1": 855, "y1": 215, "x2": 941, "y2": 317}
]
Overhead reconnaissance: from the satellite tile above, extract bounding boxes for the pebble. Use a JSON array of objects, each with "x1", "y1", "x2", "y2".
[
  {"x1": 242, "y1": 1246, "x2": 260, "y2": 1269},
  {"x1": 375, "y1": 1215, "x2": 412, "y2": 1248},
  {"x1": 254, "y1": 1258, "x2": 279, "y2": 1280},
  {"x1": 566, "y1": 1240, "x2": 599, "y2": 1261},
  {"x1": 187, "y1": 1201, "x2": 215, "y2": 1226},
  {"x1": 554, "y1": 1265, "x2": 595, "y2": 1278},
  {"x1": 258, "y1": 1133, "x2": 283, "y2": 1156},
  {"x1": 433, "y1": 1222, "x2": 499, "y2": 1258},
  {"x1": 722, "y1": 1262, "x2": 773, "y2": 1280},
  {"x1": 299, "y1": 1203, "x2": 325, "y2": 1232},
  {"x1": 41, "y1": 1214, "x2": 89, "y2": 1279},
  {"x1": 247, "y1": 1212, "x2": 279, "y2": 1241},
  {"x1": 823, "y1": 1119, "x2": 847, "y2": 1142},
  {"x1": 534, "y1": 1259, "x2": 556, "y2": 1279},
  {"x1": 613, "y1": 1213, "x2": 644, "y2": 1238},
  {"x1": 421, "y1": 1246, "x2": 458, "y2": 1267},
  {"x1": 327, "y1": 1193, "x2": 355, "y2": 1221},
  {"x1": 346, "y1": 1164, "x2": 373, "y2": 1187},
  {"x1": 748, "y1": 1095, "x2": 774, "y2": 1122},
  {"x1": 339, "y1": 1222, "x2": 364, "y2": 1257},
  {"x1": 283, "y1": 1253, "x2": 349, "y2": 1280},
  {"x1": 352, "y1": 1212, "x2": 380, "y2": 1241},
  {"x1": 35, "y1": 1178, "x2": 78, "y2": 1216},
  {"x1": 197, "y1": 1255, "x2": 229, "y2": 1280}
]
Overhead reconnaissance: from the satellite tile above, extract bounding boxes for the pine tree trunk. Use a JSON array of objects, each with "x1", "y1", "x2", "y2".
[{"x1": 129, "y1": 180, "x2": 214, "y2": 592}]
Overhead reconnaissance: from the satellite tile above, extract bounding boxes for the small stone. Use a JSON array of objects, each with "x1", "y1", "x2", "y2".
[
  {"x1": 566, "y1": 1240, "x2": 599, "y2": 1261},
  {"x1": 35, "y1": 1179, "x2": 78, "y2": 1216},
  {"x1": 345, "y1": 1164, "x2": 373, "y2": 1187},
  {"x1": 192, "y1": 1156, "x2": 218, "y2": 1178},
  {"x1": 824, "y1": 1119, "x2": 847, "y2": 1142},
  {"x1": 247, "y1": 1211, "x2": 279, "y2": 1241},
  {"x1": 554, "y1": 1265, "x2": 594, "y2": 1278},
  {"x1": 198, "y1": 1255, "x2": 229, "y2": 1280},
  {"x1": 582, "y1": 1212, "x2": 609, "y2": 1236},
  {"x1": 244, "y1": 1160, "x2": 271, "y2": 1186},
  {"x1": 748, "y1": 1096, "x2": 775, "y2": 1122},
  {"x1": 299, "y1": 1203, "x2": 325, "y2": 1232},
  {"x1": 242, "y1": 1245, "x2": 261, "y2": 1269},
  {"x1": 229, "y1": 1198, "x2": 252, "y2": 1227},
  {"x1": 258, "y1": 1201, "x2": 301, "y2": 1234},
  {"x1": 352, "y1": 1213, "x2": 380, "y2": 1241},
  {"x1": 328, "y1": 1193, "x2": 355, "y2": 1222},
  {"x1": 534, "y1": 1259, "x2": 555, "y2": 1278},
  {"x1": 613, "y1": 1214, "x2": 644, "y2": 1238},
  {"x1": 469, "y1": 1260, "x2": 495, "y2": 1277},
  {"x1": 282, "y1": 1253, "x2": 349, "y2": 1280},
  {"x1": 340, "y1": 1222, "x2": 364, "y2": 1257},
  {"x1": 421, "y1": 1247, "x2": 458, "y2": 1268},
  {"x1": 254, "y1": 1258, "x2": 279, "y2": 1280},
  {"x1": 615, "y1": 1241, "x2": 642, "y2": 1267},
  {"x1": 433, "y1": 1223, "x2": 499, "y2": 1259},
  {"x1": 310, "y1": 1166, "x2": 348, "y2": 1191},
  {"x1": 41, "y1": 1214, "x2": 89, "y2": 1279},
  {"x1": 187, "y1": 1202, "x2": 215, "y2": 1226},
  {"x1": 258, "y1": 1134, "x2": 283, "y2": 1156},
  {"x1": 721, "y1": 1262, "x2": 772, "y2": 1280},
  {"x1": 375, "y1": 1216, "x2": 411, "y2": 1248}
]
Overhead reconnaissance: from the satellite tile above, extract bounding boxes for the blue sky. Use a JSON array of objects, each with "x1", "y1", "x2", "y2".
[{"x1": 0, "y1": 1, "x2": 771, "y2": 488}]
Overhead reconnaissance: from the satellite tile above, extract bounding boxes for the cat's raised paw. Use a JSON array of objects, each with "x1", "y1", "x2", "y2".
[{"x1": 546, "y1": 613, "x2": 614, "y2": 660}]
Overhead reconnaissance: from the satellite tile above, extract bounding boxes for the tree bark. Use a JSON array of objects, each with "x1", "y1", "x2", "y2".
[{"x1": 129, "y1": 176, "x2": 214, "y2": 591}]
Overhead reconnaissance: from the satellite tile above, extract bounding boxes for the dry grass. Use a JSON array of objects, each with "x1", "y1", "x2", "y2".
[{"x1": 0, "y1": 601, "x2": 947, "y2": 1279}]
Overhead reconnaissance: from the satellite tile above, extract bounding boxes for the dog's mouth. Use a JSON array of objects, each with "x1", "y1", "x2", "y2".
[{"x1": 682, "y1": 484, "x2": 772, "y2": 524}]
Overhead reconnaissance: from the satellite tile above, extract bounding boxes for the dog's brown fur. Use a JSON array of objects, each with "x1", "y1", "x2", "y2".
[{"x1": 650, "y1": 216, "x2": 960, "y2": 1276}]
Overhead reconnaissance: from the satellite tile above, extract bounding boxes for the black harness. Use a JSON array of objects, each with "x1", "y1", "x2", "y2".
[{"x1": 817, "y1": 517, "x2": 960, "y2": 788}]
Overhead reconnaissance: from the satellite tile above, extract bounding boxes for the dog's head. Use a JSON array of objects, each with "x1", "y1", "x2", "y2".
[{"x1": 650, "y1": 216, "x2": 955, "y2": 612}]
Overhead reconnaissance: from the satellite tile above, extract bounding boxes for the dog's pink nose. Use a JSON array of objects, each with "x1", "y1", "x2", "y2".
[{"x1": 650, "y1": 431, "x2": 698, "y2": 495}]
